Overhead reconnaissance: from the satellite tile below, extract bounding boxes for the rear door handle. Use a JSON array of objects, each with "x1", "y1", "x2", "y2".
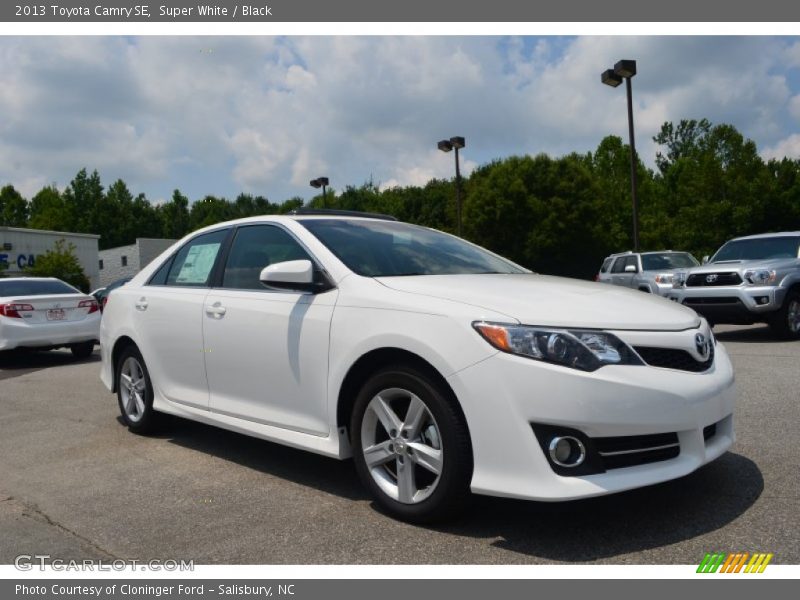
[
  {"x1": 205, "y1": 302, "x2": 226, "y2": 318},
  {"x1": 135, "y1": 298, "x2": 148, "y2": 311}
]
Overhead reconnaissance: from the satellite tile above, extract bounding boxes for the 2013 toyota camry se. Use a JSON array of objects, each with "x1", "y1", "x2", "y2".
[{"x1": 99, "y1": 211, "x2": 735, "y2": 522}]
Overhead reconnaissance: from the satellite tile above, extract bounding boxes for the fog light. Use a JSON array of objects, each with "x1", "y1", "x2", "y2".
[
  {"x1": 548, "y1": 436, "x2": 586, "y2": 467},
  {"x1": 756, "y1": 296, "x2": 769, "y2": 305}
]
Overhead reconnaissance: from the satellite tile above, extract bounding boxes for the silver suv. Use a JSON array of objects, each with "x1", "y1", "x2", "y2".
[
  {"x1": 596, "y1": 251, "x2": 699, "y2": 296},
  {"x1": 669, "y1": 232, "x2": 800, "y2": 339}
]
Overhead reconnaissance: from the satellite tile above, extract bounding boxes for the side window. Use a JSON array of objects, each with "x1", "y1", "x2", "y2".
[
  {"x1": 611, "y1": 258, "x2": 626, "y2": 273},
  {"x1": 148, "y1": 255, "x2": 173, "y2": 286},
  {"x1": 625, "y1": 255, "x2": 639, "y2": 272},
  {"x1": 166, "y1": 229, "x2": 228, "y2": 287},
  {"x1": 600, "y1": 258, "x2": 613, "y2": 273},
  {"x1": 222, "y1": 225, "x2": 312, "y2": 291}
]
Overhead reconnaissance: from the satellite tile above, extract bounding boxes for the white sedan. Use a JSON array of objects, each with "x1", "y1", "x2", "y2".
[
  {"x1": 0, "y1": 277, "x2": 100, "y2": 358},
  {"x1": 100, "y1": 213, "x2": 735, "y2": 522}
]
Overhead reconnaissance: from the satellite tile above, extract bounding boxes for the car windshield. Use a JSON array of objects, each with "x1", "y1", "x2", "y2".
[
  {"x1": 298, "y1": 219, "x2": 527, "y2": 277},
  {"x1": 712, "y1": 236, "x2": 800, "y2": 262},
  {"x1": 641, "y1": 253, "x2": 699, "y2": 271},
  {"x1": 0, "y1": 279, "x2": 79, "y2": 297}
]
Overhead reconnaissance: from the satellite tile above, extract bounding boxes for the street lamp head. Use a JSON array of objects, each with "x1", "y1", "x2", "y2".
[
  {"x1": 601, "y1": 69, "x2": 623, "y2": 88},
  {"x1": 310, "y1": 178, "x2": 322, "y2": 188},
  {"x1": 449, "y1": 136, "x2": 466, "y2": 149},
  {"x1": 613, "y1": 59, "x2": 637, "y2": 79},
  {"x1": 317, "y1": 177, "x2": 329, "y2": 187},
  {"x1": 437, "y1": 139, "x2": 453, "y2": 153}
]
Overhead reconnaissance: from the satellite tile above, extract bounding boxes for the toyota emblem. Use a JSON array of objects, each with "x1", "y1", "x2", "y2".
[
  {"x1": 695, "y1": 333, "x2": 709, "y2": 359},
  {"x1": 705, "y1": 274, "x2": 718, "y2": 283}
]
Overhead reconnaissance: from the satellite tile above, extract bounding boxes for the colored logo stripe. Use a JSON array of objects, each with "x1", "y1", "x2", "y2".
[{"x1": 697, "y1": 552, "x2": 773, "y2": 573}]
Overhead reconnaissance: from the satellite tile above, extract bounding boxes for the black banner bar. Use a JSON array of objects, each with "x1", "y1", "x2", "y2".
[{"x1": 2, "y1": 0, "x2": 800, "y2": 23}]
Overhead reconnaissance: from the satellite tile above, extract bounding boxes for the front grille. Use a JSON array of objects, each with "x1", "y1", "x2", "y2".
[
  {"x1": 634, "y1": 344, "x2": 714, "y2": 373},
  {"x1": 683, "y1": 297, "x2": 740, "y2": 305},
  {"x1": 594, "y1": 432, "x2": 680, "y2": 470},
  {"x1": 686, "y1": 272, "x2": 742, "y2": 287}
]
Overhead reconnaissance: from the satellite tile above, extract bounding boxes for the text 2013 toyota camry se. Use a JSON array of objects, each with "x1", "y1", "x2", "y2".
[{"x1": 99, "y1": 212, "x2": 735, "y2": 522}]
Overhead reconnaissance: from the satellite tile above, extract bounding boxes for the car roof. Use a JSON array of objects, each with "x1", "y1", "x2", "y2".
[
  {"x1": 0, "y1": 276, "x2": 61, "y2": 282},
  {"x1": 728, "y1": 231, "x2": 800, "y2": 241}
]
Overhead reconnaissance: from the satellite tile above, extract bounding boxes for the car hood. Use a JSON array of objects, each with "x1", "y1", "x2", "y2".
[
  {"x1": 376, "y1": 274, "x2": 701, "y2": 331},
  {"x1": 693, "y1": 258, "x2": 798, "y2": 272}
]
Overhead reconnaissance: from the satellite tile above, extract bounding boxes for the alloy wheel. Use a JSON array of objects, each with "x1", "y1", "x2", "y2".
[
  {"x1": 360, "y1": 387, "x2": 443, "y2": 504},
  {"x1": 119, "y1": 356, "x2": 147, "y2": 423}
]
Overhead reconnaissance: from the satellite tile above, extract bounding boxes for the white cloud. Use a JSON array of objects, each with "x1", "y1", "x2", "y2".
[
  {"x1": 1, "y1": 36, "x2": 800, "y2": 204},
  {"x1": 762, "y1": 134, "x2": 800, "y2": 160}
]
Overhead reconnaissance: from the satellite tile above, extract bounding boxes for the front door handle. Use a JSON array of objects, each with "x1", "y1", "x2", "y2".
[
  {"x1": 135, "y1": 297, "x2": 148, "y2": 311},
  {"x1": 205, "y1": 302, "x2": 227, "y2": 318}
]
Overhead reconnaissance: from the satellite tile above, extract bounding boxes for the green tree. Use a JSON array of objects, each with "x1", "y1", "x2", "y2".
[
  {"x1": 159, "y1": 189, "x2": 191, "y2": 239},
  {"x1": 28, "y1": 186, "x2": 68, "y2": 231},
  {"x1": 0, "y1": 185, "x2": 29, "y2": 226},
  {"x1": 24, "y1": 239, "x2": 90, "y2": 292},
  {"x1": 62, "y1": 168, "x2": 104, "y2": 233}
]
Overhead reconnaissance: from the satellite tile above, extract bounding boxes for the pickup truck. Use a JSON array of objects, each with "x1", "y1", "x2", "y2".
[{"x1": 669, "y1": 232, "x2": 800, "y2": 339}]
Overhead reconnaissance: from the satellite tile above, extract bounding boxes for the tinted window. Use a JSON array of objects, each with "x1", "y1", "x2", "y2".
[
  {"x1": 641, "y1": 252, "x2": 699, "y2": 271},
  {"x1": 166, "y1": 229, "x2": 228, "y2": 287},
  {"x1": 299, "y1": 219, "x2": 526, "y2": 277},
  {"x1": 600, "y1": 257, "x2": 614, "y2": 273},
  {"x1": 712, "y1": 236, "x2": 800, "y2": 262},
  {"x1": 610, "y1": 257, "x2": 627, "y2": 273},
  {"x1": 222, "y1": 225, "x2": 312, "y2": 290},
  {"x1": 148, "y1": 257, "x2": 173, "y2": 286},
  {"x1": 0, "y1": 279, "x2": 79, "y2": 296}
]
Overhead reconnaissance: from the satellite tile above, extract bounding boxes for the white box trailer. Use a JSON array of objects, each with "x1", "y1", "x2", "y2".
[{"x1": 0, "y1": 227, "x2": 100, "y2": 291}]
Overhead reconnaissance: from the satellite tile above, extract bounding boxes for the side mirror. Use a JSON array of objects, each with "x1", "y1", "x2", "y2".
[
  {"x1": 624, "y1": 264, "x2": 637, "y2": 273},
  {"x1": 702, "y1": 255, "x2": 710, "y2": 265},
  {"x1": 259, "y1": 260, "x2": 331, "y2": 293}
]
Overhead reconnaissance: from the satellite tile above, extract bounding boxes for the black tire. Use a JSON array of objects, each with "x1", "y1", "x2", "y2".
[
  {"x1": 350, "y1": 365, "x2": 473, "y2": 523},
  {"x1": 70, "y1": 341, "x2": 95, "y2": 359},
  {"x1": 115, "y1": 345, "x2": 161, "y2": 434},
  {"x1": 769, "y1": 290, "x2": 800, "y2": 340}
]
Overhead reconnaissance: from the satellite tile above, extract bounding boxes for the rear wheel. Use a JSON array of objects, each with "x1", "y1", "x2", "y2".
[
  {"x1": 770, "y1": 291, "x2": 800, "y2": 340},
  {"x1": 70, "y1": 342, "x2": 94, "y2": 359},
  {"x1": 116, "y1": 346, "x2": 160, "y2": 434},
  {"x1": 350, "y1": 366, "x2": 472, "y2": 523}
]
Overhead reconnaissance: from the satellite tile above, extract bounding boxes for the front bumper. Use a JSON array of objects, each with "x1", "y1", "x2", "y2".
[
  {"x1": 0, "y1": 314, "x2": 100, "y2": 351},
  {"x1": 448, "y1": 336, "x2": 735, "y2": 501},
  {"x1": 668, "y1": 285, "x2": 785, "y2": 324}
]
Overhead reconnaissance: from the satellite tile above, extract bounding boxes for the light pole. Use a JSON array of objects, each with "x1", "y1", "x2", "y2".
[
  {"x1": 437, "y1": 136, "x2": 466, "y2": 237},
  {"x1": 310, "y1": 177, "x2": 329, "y2": 207},
  {"x1": 601, "y1": 59, "x2": 640, "y2": 252}
]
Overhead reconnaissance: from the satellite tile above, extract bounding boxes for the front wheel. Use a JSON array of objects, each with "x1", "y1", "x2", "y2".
[
  {"x1": 350, "y1": 366, "x2": 472, "y2": 523},
  {"x1": 116, "y1": 346, "x2": 161, "y2": 434},
  {"x1": 770, "y1": 291, "x2": 800, "y2": 340}
]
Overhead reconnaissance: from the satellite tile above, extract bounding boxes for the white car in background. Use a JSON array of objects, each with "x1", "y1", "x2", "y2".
[
  {"x1": 0, "y1": 277, "x2": 100, "y2": 358},
  {"x1": 100, "y1": 212, "x2": 735, "y2": 522}
]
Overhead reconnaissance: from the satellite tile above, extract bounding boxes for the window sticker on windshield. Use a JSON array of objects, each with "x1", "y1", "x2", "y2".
[{"x1": 176, "y1": 243, "x2": 220, "y2": 283}]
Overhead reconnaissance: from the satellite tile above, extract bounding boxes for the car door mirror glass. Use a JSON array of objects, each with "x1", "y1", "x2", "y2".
[{"x1": 702, "y1": 255, "x2": 710, "y2": 264}]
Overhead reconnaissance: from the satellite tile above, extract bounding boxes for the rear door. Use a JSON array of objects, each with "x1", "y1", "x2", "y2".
[{"x1": 132, "y1": 228, "x2": 229, "y2": 410}]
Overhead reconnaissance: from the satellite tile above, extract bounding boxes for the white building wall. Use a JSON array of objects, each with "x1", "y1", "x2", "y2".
[
  {"x1": 98, "y1": 238, "x2": 176, "y2": 287},
  {"x1": 0, "y1": 227, "x2": 100, "y2": 290}
]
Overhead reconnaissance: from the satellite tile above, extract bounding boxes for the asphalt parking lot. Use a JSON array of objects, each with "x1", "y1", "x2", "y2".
[{"x1": 0, "y1": 324, "x2": 797, "y2": 565}]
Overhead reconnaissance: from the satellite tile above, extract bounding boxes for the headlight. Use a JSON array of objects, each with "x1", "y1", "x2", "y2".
[
  {"x1": 473, "y1": 322, "x2": 643, "y2": 372},
  {"x1": 672, "y1": 272, "x2": 687, "y2": 288},
  {"x1": 743, "y1": 269, "x2": 776, "y2": 285},
  {"x1": 654, "y1": 273, "x2": 674, "y2": 284}
]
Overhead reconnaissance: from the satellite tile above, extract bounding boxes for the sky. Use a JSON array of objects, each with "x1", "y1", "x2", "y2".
[{"x1": 2, "y1": 35, "x2": 800, "y2": 205}]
